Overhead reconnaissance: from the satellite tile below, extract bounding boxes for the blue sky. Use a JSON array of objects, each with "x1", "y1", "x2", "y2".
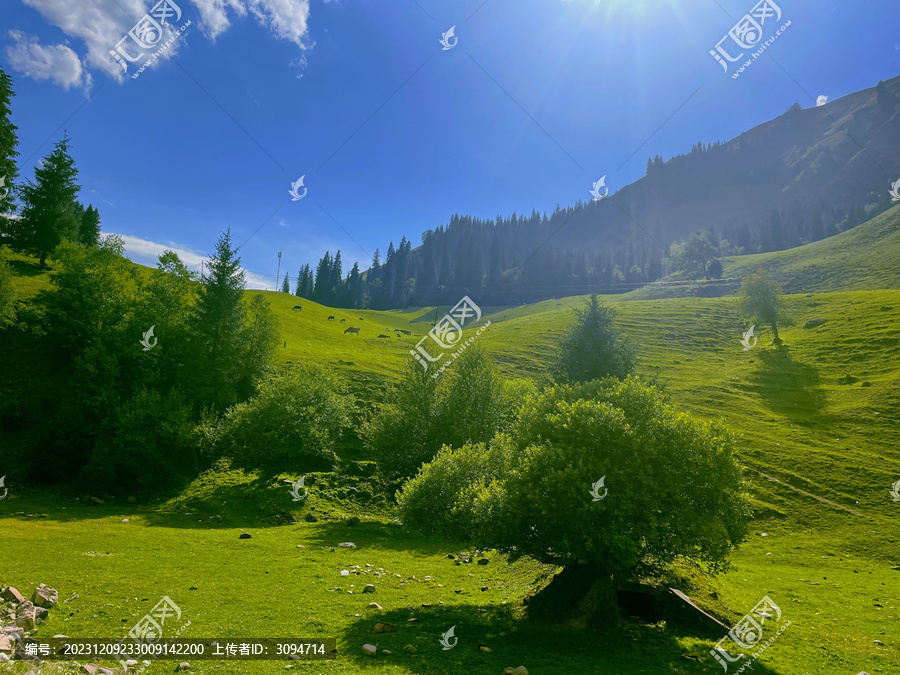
[{"x1": 4, "y1": 0, "x2": 900, "y2": 288}]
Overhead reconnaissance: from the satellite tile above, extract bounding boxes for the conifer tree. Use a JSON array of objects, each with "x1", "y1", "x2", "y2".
[
  {"x1": 8, "y1": 134, "x2": 81, "y2": 267},
  {"x1": 281, "y1": 273, "x2": 290, "y2": 294},
  {"x1": 0, "y1": 66, "x2": 19, "y2": 216}
]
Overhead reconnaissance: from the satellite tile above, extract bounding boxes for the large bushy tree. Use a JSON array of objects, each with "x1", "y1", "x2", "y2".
[
  {"x1": 398, "y1": 377, "x2": 750, "y2": 621},
  {"x1": 9, "y1": 135, "x2": 81, "y2": 267},
  {"x1": 739, "y1": 268, "x2": 786, "y2": 343},
  {"x1": 550, "y1": 294, "x2": 634, "y2": 383}
]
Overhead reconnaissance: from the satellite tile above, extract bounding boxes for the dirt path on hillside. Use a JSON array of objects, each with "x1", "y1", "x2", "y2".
[{"x1": 752, "y1": 469, "x2": 870, "y2": 518}]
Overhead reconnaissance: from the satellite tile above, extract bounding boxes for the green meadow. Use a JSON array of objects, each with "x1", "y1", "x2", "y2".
[{"x1": 2, "y1": 212, "x2": 900, "y2": 674}]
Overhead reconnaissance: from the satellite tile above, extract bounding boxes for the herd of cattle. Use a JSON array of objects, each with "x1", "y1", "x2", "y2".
[{"x1": 290, "y1": 304, "x2": 416, "y2": 338}]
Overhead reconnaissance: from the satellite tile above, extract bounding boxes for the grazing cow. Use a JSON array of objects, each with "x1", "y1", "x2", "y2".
[
  {"x1": 340, "y1": 319, "x2": 346, "y2": 323},
  {"x1": 292, "y1": 305, "x2": 302, "y2": 311},
  {"x1": 328, "y1": 315, "x2": 335, "y2": 321},
  {"x1": 344, "y1": 326, "x2": 360, "y2": 336}
]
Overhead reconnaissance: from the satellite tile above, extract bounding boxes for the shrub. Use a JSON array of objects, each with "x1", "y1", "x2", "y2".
[{"x1": 199, "y1": 365, "x2": 354, "y2": 469}]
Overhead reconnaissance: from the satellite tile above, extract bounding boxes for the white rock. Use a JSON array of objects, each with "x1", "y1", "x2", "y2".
[{"x1": 362, "y1": 644, "x2": 377, "y2": 656}]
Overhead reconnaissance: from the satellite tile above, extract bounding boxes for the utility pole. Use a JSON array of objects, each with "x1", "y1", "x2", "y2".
[{"x1": 276, "y1": 251, "x2": 282, "y2": 293}]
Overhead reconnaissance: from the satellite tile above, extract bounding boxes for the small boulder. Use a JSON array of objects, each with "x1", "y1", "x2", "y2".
[
  {"x1": 338, "y1": 542, "x2": 357, "y2": 548},
  {"x1": 403, "y1": 644, "x2": 417, "y2": 654},
  {"x1": 32, "y1": 584, "x2": 59, "y2": 609},
  {"x1": 374, "y1": 623, "x2": 394, "y2": 633},
  {"x1": 363, "y1": 584, "x2": 376, "y2": 594},
  {"x1": 367, "y1": 602, "x2": 383, "y2": 610},
  {"x1": 503, "y1": 667, "x2": 529, "y2": 675},
  {"x1": 0, "y1": 636, "x2": 13, "y2": 653},
  {"x1": 445, "y1": 554, "x2": 455, "y2": 559},
  {"x1": 304, "y1": 513, "x2": 318, "y2": 523},
  {"x1": 803, "y1": 318, "x2": 827, "y2": 328},
  {"x1": 239, "y1": 532, "x2": 252, "y2": 539},
  {"x1": 479, "y1": 645, "x2": 492, "y2": 653},
  {"x1": 177, "y1": 663, "x2": 191, "y2": 671},
  {"x1": 362, "y1": 644, "x2": 377, "y2": 656}
]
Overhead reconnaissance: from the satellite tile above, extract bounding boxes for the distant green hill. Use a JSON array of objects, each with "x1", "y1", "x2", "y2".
[{"x1": 627, "y1": 202, "x2": 900, "y2": 299}]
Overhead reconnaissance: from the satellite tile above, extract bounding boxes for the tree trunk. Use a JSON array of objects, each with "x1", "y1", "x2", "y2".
[{"x1": 771, "y1": 322, "x2": 781, "y2": 344}]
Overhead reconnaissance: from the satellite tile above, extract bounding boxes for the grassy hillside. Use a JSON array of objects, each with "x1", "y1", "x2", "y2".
[
  {"x1": 3, "y1": 236, "x2": 900, "y2": 673},
  {"x1": 626, "y1": 203, "x2": 900, "y2": 300}
]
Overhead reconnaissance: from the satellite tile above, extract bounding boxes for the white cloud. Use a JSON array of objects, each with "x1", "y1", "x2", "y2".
[
  {"x1": 14, "y1": 0, "x2": 311, "y2": 89},
  {"x1": 114, "y1": 232, "x2": 271, "y2": 289},
  {"x1": 816, "y1": 95, "x2": 828, "y2": 107},
  {"x1": 5, "y1": 30, "x2": 92, "y2": 90}
]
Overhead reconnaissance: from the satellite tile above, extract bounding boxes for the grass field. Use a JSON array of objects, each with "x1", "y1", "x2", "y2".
[{"x1": 2, "y1": 222, "x2": 899, "y2": 673}]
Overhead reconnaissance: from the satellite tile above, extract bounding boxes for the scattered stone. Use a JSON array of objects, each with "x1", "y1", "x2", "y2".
[
  {"x1": 177, "y1": 662, "x2": 191, "y2": 670},
  {"x1": 481, "y1": 586, "x2": 489, "y2": 592},
  {"x1": 503, "y1": 667, "x2": 528, "y2": 675},
  {"x1": 338, "y1": 542, "x2": 357, "y2": 548},
  {"x1": 682, "y1": 654, "x2": 703, "y2": 662},
  {"x1": 874, "y1": 640, "x2": 884, "y2": 646},
  {"x1": 239, "y1": 532, "x2": 252, "y2": 539},
  {"x1": 32, "y1": 584, "x2": 59, "y2": 608},
  {"x1": 121, "y1": 518, "x2": 130, "y2": 523},
  {"x1": 0, "y1": 636, "x2": 12, "y2": 653},
  {"x1": 403, "y1": 644, "x2": 417, "y2": 654},
  {"x1": 407, "y1": 618, "x2": 417, "y2": 622},
  {"x1": 362, "y1": 644, "x2": 377, "y2": 656},
  {"x1": 363, "y1": 585, "x2": 376, "y2": 594},
  {"x1": 304, "y1": 513, "x2": 318, "y2": 523},
  {"x1": 382, "y1": 649, "x2": 392, "y2": 654},
  {"x1": 445, "y1": 554, "x2": 455, "y2": 559},
  {"x1": 803, "y1": 318, "x2": 827, "y2": 328},
  {"x1": 374, "y1": 623, "x2": 394, "y2": 633},
  {"x1": 479, "y1": 645, "x2": 492, "y2": 653},
  {"x1": 421, "y1": 603, "x2": 432, "y2": 608},
  {"x1": 367, "y1": 602, "x2": 382, "y2": 610},
  {"x1": 340, "y1": 570, "x2": 350, "y2": 577}
]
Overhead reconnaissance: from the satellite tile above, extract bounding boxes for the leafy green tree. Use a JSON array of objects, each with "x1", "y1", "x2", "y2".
[
  {"x1": 0, "y1": 66, "x2": 19, "y2": 216},
  {"x1": 363, "y1": 346, "x2": 522, "y2": 479},
  {"x1": 9, "y1": 135, "x2": 81, "y2": 267},
  {"x1": 198, "y1": 365, "x2": 353, "y2": 469},
  {"x1": 281, "y1": 273, "x2": 290, "y2": 294},
  {"x1": 673, "y1": 230, "x2": 718, "y2": 278},
  {"x1": 550, "y1": 293, "x2": 634, "y2": 383},
  {"x1": 739, "y1": 269, "x2": 786, "y2": 343},
  {"x1": 398, "y1": 378, "x2": 750, "y2": 621}
]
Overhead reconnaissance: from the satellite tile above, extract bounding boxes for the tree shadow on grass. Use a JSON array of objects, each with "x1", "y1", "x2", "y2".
[
  {"x1": 747, "y1": 345, "x2": 828, "y2": 426},
  {"x1": 335, "y1": 605, "x2": 785, "y2": 675}
]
